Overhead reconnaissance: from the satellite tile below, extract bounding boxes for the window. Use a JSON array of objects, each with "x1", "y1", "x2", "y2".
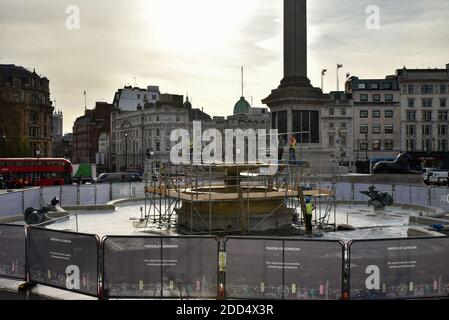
[
  {"x1": 422, "y1": 98, "x2": 433, "y2": 108},
  {"x1": 137, "y1": 94, "x2": 140, "y2": 99},
  {"x1": 373, "y1": 94, "x2": 381, "y2": 102},
  {"x1": 408, "y1": 84, "x2": 415, "y2": 94},
  {"x1": 423, "y1": 139, "x2": 432, "y2": 151},
  {"x1": 360, "y1": 94, "x2": 368, "y2": 102},
  {"x1": 372, "y1": 110, "x2": 381, "y2": 118},
  {"x1": 329, "y1": 123, "x2": 334, "y2": 129},
  {"x1": 329, "y1": 108, "x2": 334, "y2": 116},
  {"x1": 341, "y1": 135, "x2": 347, "y2": 146},
  {"x1": 406, "y1": 111, "x2": 416, "y2": 121},
  {"x1": 440, "y1": 84, "x2": 447, "y2": 94},
  {"x1": 421, "y1": 84, "x2": 434, "y2": 94},
  {"x1": 358, "y1": 83, "x2": 366, "y2": 89},
  {"x1": 385, "y1": 125, "x2": 394, "y2": 134},
  {"x1": 406, "y1": 140, "x2": 416, "y2": 152},
  {"x1": 385, "y1": 140, "x2": 394, "y2": 150},
  {"x1": 372, "y1": 125, "x2": 381, "y2": 134},
  {"x1": 329, "y1": 135, "x2": 335, "y2": 147},
  {"x1": 385, "y1": 94, "x2": 393, "y2": 102},
  {"x1": 360, "y1": 125, "x2": 369, "y2": 134},
  {"x1": 438, "y1": 111, "x2": 448, "y2": 121},
  {"x1": 152, "y1": 95, "x2": 157, "y2": 100},
  {"x1": 422, "y1": 124, "x2": 432, "y2": 136},
  {"x1": 341, "y1": 123, "x2": 347, "y2": 129},
  {"x1": 156, "y1": 129, "x2": 160, "y2": 137},
  {"x1": 156, "y1": 142, "x2": 160, "y2": 151},
  {"x1": 371, "y1": 83, "x2": 379, "y2": 90},
  {"x1": 360, "y1": 142, "x2": 368, "y2": 151},
  {"x1": 292, "y1": 110, "x2": 320, "y2": 143},
  {"x1": 440, "y1": 98, "x2": 447, "y2": 107},
  {"x1": 383, "y1": 82, "x2": 392, "y2": 90},
  {"x1": 438, "y1": 140, "x2": 447, "y2": 152},
  {"x1": 341, "y1": 108, "x2": 346, "y2": 116},
  {"x1": 408, "y1": 99, "x2": 415, "y2": 108},
  {"x1": 372, "y1": 140, "x2": 381, "y2": 150},
  {"x1": 156, "y1": 116, "x2": 160, "y2": 122},
  {"x1": 176, "y1": 115, "x2": 180, "y2": 122},
  {"x1": 406, "y1": 125, "x2": 416, "y2": 136},
  {"x1": 385, "y1": 110, "x2": 394, "y2": 118},
  {"x1": 360, "y1": 110, "x2": 368, "y2": 118},
  {"x1": 438, "y1": 125, "x2": 447, "y2": 136},
  {"x1": 423, "y1": 111, "x2": 432, "y2": 121}
]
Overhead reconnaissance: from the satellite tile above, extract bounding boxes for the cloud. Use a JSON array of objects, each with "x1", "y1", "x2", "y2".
[{"x1": 1, "y1": 0, "x2": 449, "y2": 130}]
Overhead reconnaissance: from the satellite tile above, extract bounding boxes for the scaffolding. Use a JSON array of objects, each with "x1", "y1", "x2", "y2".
[{"x1": 142, "y1": 157, "x2": 338, "y2": 236}]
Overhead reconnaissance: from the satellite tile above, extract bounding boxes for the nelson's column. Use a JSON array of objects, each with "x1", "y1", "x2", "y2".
[{"x1": 262, "y1": 0, "x2": 335, "y2": 170}]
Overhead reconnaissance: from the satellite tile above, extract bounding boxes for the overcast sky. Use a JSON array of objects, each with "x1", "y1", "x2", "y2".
[{"x1": 1, "y1": 0, "x2": 449, "y2": 133}]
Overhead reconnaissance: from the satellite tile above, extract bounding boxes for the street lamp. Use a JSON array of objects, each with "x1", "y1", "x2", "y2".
[
  {"x1": 36, "y1": 145, "x2": 41, "y2": 186},
  {"x1": 133, "y1": 137, "x2": 137, "y2": 169},
  {"x1": 124, "y1": 133, "x2": 128, "y2": 171}
]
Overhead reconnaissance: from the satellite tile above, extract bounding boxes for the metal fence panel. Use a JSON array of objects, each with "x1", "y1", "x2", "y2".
[
  {"x1": 95, "y1": 184, "x2": 111, "y2": 204},
  {"x1": 79, "y1": 185, "x2": 96, "y2": 205},
  {"x1": 0, "y1": 224, "x2": 26, "y2": 280},
  {"x1": 430, "y1": 187, "x2": 449, "y2": 211},
  {"x1": 42, "y1": 187, "x2": 62, "y2": 205},
  {"x1": 224, "y1": 238, "x2": 343, "y2": 300},
  {"x1": 111, "y1": 183, "x2": 133, "y2": 200},
  {"x1": 394, "y1": 185, "x2": 411, "y2": 204},
  {"x1": 409, "y1": 186, "x2": 429, "y2": 206},
  {"x1": 103, "y1": 236, "x2": 218, "y2": 299},
  {"x1": 28, "y1": 228, "x2": 99, "y2": 296},
  {"x1": 23, "y1": 188, "x2": 41, "y2": 211},
  {"x1": 0, "y1": 191, "x2": 23, "y2": 217},
  {"x1": 61, "y1": 186, "x2": 78, "y2": 206},
  {"x1": 283, "y1": 240, "x2": 343, "y2": 300},
  {"x1": 336, "y1": 183, "x2": 353, "y2": 201},
  {"x1": 349, "y1": 237, "x2": 449, "y2": 300},
  {"x1": 132, "y1": 182, "x2": 145, "y2": 198},
  {"x1": 225, "y1": 238, "x2": 284, "y2": 300}
]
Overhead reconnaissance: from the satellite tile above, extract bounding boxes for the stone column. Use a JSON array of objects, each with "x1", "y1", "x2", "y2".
[{"x1": 281, "y1": 0, "x2": 311, "y2": 88}]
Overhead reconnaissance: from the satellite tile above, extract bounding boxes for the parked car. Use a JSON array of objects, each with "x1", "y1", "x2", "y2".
[
  {"x1": 95, "y1": 172, "x2": 142, "y2": 184},
  {"x1": 424, "y1": 171, "x2": 449, "y2": 186}
]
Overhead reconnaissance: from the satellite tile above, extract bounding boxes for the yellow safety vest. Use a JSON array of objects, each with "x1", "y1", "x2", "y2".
[{"x1": 306, "y1": 203, "x2": 313, "y2": 216}]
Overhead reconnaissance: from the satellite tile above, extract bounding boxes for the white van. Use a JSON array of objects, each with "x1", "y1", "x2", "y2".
[{"x1": 425, "y1": 171, "x2": 449, "y2": 186}]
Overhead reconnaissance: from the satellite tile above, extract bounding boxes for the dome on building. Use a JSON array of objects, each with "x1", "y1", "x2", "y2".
[
  {"x1": 183, "y1": 96, "x2": 192, "y2": 109},
  {"x1": 233, "y1": 96, "x2": 251, "y2": 115}
]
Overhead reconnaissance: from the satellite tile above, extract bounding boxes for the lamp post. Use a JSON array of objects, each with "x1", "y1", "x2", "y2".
[
  {"x1": 125, "y1": 133, "x2": 128, "y2": 171},
  {"x1": 0, "y1": 134, "x2": 6, "y2": 157},
  {"x1": 36, "y1": 145, "x2": 41, "y2": 186},
  {"x1": 133, "y1": 137, "x2": 137, "y2": 169}
]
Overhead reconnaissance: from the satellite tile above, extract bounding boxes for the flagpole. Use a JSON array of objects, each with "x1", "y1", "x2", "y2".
[{"x1": 337, "y1": 65, "x2": 339, "y2": 92}]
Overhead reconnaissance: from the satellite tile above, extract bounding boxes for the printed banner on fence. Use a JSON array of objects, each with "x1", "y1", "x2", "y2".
[
  {"x1": 349, "y1": 238, "x2": 449, "y2": 300},
  {"x1": 103, "y1": 237, "x2": 218, "y2": 298},
  {"x1": 28, "y1": 228, "x2": 98, "y2": 296},
  {"x1": 224, "y1": 238, "x2": 343, "y2": 300},
  {"x1": 0, "y1": 225, "x2": 26, "y2": 280}
]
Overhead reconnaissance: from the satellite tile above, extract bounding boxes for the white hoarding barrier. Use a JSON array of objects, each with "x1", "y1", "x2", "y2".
[
  {"x1": 95, "y1": 184, "x2": 111, "y2": 204},
  {"x1": 354, "y1": 184, "x2": 373, "y2": 201},
  {"x1": 430, "y1": 188, "x2": 449, "y2": 211},
  {"x1": 79, "y1": 186, "x2": 96, "y2": 205},
  {"x1": 42, "y1": 186, "x2": 62, "y2": 205},
  {"x1": 409, "y1": 186, "x2": 429, "y2": 206},
  {"x1": 0, "y1": 191, "x2": 23, "y2": 217},
  {"x1": 61, "y1": 186, "x2": 78, "y2": 206},
  {"x1": 111, "y1": 183, "x2": 133, "y2": 200},
  {"x1": 336, "y1": 183, "x2": 353, "y2": 201},
  {"x1": 23, "y1": 188, "x2": 41, "y2": 210}
]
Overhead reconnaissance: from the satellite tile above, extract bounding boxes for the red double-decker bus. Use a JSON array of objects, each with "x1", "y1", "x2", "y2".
[{"x1": 0, "y1": 158, "x2": 73, "y2": 188}]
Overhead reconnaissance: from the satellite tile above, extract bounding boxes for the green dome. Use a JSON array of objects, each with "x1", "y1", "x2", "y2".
[{"x1": 233, "y1": 96, "x2": 251, "y2": 115}]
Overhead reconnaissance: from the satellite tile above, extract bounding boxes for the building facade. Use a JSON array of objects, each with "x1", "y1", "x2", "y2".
[
  {"x1": 0, "y1": 64, "x2": 53, "y2": 157},
  {"x1": 110, "y1": 94, "x2": 211, "y2": 172},
  {"x1": 397, "y1": 65, "x2": 449, "y2": 169},
  {"x1": 72, "y1": 102, "x2": 112, "y2": 165},
  {"x1": 113, "y1": 85, "x2": 161, "y2": 112},
  {"x1": 52, "y1": 110, "x2": 63, "y2": 142},
  {"x1": 346, "y1": 76, "x2": 401, "y2": 169},
  {"x1": 321, "y1": 91, "x2": 354, "y2": 168}
]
